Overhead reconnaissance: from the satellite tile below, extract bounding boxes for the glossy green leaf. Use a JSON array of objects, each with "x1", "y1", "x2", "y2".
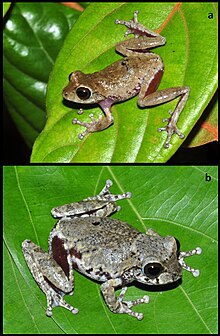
[
  {"x1": 3, "y1": 166, "x2": 217, "y2": 333},
  {"x1": 31, "y1": 2, "x2": 217, "y2": 163},
  {"x1": 185, "y1": 91, "x2": 218, "y2": 147},
  {"x1": 3, "y1": 2, "x2": 11, "y2": 17},
  {"x1": 78, "y1": 2, "x2": 90, "y2": 9},
  {"x1": 3, "y1": 2, "x2": 81, "y2": 147}
]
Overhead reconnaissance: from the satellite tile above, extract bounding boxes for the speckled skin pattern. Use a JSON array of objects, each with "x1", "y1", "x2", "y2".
[
  {"x1": 62, "y1": 10, "x2": 189, "y2": 148},
  {"x1": 22, "y1": 179, "x2": 201, "y2": 320}
]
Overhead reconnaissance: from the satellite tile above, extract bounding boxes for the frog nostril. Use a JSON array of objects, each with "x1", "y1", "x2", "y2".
[{"x1": 62, "y1": 90, "x2": 69, "y2": 98}]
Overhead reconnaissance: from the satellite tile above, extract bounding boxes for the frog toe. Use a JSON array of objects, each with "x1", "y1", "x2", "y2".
[
  {"x1": 45, "y1": 290, "x2": 78, "y2": 317},
  {"x1": 158, "y1": 114, "x2": 185, "y2": 148}
]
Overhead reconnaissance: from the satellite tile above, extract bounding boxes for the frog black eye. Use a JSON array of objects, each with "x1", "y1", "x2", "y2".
[
  {"x1": 144, "y1": 262, "x2": 164, "y2": 279},
  {"x1": 76, "y1": 87, "x2": 91, "y2": 100}
]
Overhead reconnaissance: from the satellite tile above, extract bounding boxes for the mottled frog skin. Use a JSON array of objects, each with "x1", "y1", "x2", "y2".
[{"x1": 22, "y1": 180, "x2": 201, "y2": 320}]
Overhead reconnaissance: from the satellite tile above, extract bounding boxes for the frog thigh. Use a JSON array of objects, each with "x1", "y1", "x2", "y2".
[{"x1": 22, "y1": 240, "x2": 78, "y2": 317}]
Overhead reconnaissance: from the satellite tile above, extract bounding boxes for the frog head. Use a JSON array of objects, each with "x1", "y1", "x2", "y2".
[{"x1": 134, "y1": 234, "x2": 201, "y2": 286}]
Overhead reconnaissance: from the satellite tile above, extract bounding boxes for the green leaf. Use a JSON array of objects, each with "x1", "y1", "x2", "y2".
[
  {"x1": 31, "y1": 2, "x2": 217, "y2": 163},
  {"x1": 3, "y1": 166, "x2": 217, "y2": 333},
  {"x1": 3, "y1": 2, "x2": 11, "y2": 17},
  {"x1": 185, "y1": 91, "x2": 218, "y2": 147},
  {"x1": 78, "y1": 2, "x2": 90, "y2": 9},
  {"x1": 3, "y1": 2, "x2": 81, "y2": 147}
]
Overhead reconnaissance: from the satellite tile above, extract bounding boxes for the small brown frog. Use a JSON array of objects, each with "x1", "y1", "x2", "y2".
[{"x1": 63, "y1": 11, "x2": 189, "y2": 148}]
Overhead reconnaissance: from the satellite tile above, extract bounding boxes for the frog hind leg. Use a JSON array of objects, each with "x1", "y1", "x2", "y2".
[
  {"x1": 22, "y1": 240, "x2": 78, "y2": 317},
  {"x1": 81, "y1": 179, "x2": 132, "y2": 217},
  {"x1": 115, "y1": 10, "x2": 166, "y2": 56},
  {"x1": 84, "y1": 179, "x2": 131, "y2": 202},
  {"x1": 138, "y1": 85, "x2": 190, "y2": 148},
  {"x1": 83, "y1": 179, "x2": 132, "y2": 215},
  {"x1": 116, "y1": 10, "x2": 189, "y2": 148},
  {"x1": 51, "y1": 180, "x2": 131, "y2": 219},
  {"x1": 136, "y1": 61, "x2": 189, "y2": 148}
]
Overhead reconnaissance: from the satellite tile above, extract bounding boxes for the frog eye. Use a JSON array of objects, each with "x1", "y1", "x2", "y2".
[
  {"x1": 76, "y1": 87, "x2": 92, "y2": 100},
  {"x1": 143, "y1": 262, "x2": 164, "y2": 279}
]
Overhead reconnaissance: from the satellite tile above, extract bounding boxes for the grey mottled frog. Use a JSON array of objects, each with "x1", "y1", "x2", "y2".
[
  {"x1": 63, "y1": 11, "x2": 189, "y2": 148},
  {"x1": 22, "y1": 180, "x2": 201, "y2": 320}
]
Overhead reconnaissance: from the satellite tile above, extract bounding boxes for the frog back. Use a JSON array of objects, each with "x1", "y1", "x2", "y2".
[{"x1": 49, "y1": 217, "x2": 141, "y2": 281}]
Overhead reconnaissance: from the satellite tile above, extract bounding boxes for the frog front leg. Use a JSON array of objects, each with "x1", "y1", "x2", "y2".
[
  {"x1": 22, "y1": 240, "x2": 78, "y2": 317},
  {"x1": 72, "y1": 99, "x2": 114, "y2": 139},
  {"x1": 101, "y1": 278, "x2": 149, "y2": 320}
]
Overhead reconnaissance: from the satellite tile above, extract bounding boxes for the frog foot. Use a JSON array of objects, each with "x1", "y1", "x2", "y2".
[
  {"x1": 99, "y1": 179, "x2": 132, "y2": 201},
  {"x1": 115, "y1": 10, "x2": 140, "y2": 37},
  {"x1": 84, "y1": 179, "x2": 132, "y2": 204},
  {"x1": 115, "y1": 10, "x2": 154, "y2": 39},
  {"x1": 45, "y1": 289, "x2": 79, "y2": 317},
  {"x1": 72, "y1": 113, "x2": 102, "y2": 139},
  {"x1": 117, "y1": 287, "x2": 150, "y2": 320},
  {"x1": 178, "y1": 247, "x2": 202, "y2": 277},
  {"x1": 158, "y1": 110, "x2": 185, "y2": 148}
]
